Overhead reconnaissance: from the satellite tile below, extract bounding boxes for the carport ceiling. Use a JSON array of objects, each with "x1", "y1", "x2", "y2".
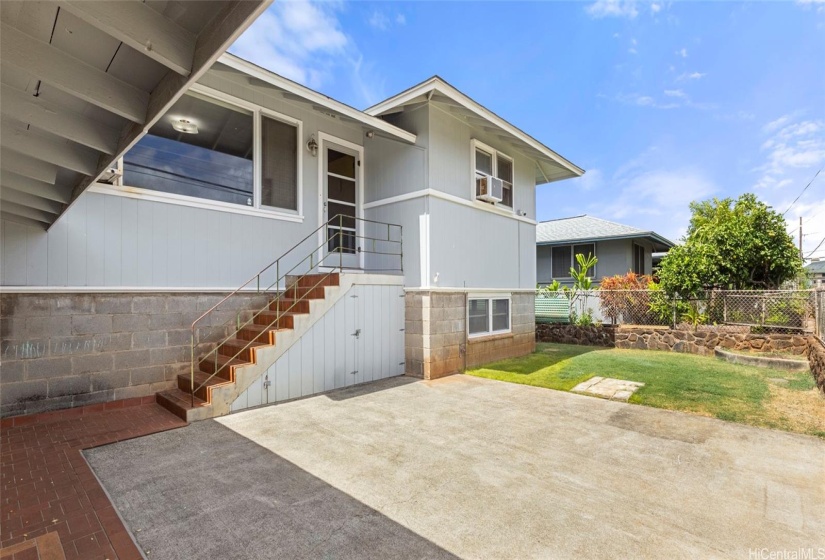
[{"x1": 0, "y1": 0, "x2": 271, "y2": 230}]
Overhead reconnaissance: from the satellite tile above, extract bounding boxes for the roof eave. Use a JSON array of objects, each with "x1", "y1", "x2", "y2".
[
  {"x1": 367, "y1": 77, "x2": 583, "y2": 177},
  {"x1": 219, "y1": 53, "x2": 417, "y2": 145},
  {"x1": 537, "y1": 232, "x2": 676, "y2": 249}
]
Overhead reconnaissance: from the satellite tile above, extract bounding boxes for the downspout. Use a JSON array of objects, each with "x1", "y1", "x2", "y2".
[{"x1": 463, "y1": 290, "x2": 469, "y2": 372}]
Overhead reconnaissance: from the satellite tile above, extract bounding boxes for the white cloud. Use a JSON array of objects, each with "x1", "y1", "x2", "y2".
[
  {"x1": 368, "y1": 11, "x2": 390, "y2": 30},
  {"x1": 676, "y1": 71, "x2": 706, "y2": 81},
  {"x1": 651, "y1": 3, "x2": 662, "y2": 13},
  {"x1": 753, "y1": 114, "x2": 825, "y2": 254},
  {"x1": 230, "y1": 1, "x2": 385, "y2": 106},
  {"x1": 755, "y1": 117, "x2": 825, "y2": 183},
  {"x1": 585, "y1": 0, "x2": 639, "y2": 19},
  {"x1": 676, "y1": 48, "x2": 688, "y2": 58},
  {"x1": 612, "y1": 91, "x2": 713, "y2": 110},
  {"x1": 763, "y1": 114, "x2": 793, "y2": 133},
  {"x1": 592, "y1": 167, "x2": 718, "y2": 242},
  {"x1": 368, "y1": 10, "x2": 406, "y2": 31},
  {"x1": 576, "y1": 169, "x2": 604, "y2": 192},
  {"x1": 796, "y1": 0, "x2": 825, "y2": 13}
]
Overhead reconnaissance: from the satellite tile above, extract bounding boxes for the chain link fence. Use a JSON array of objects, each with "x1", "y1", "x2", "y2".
[{"x1": 536, "y1": 288, "x2": 823, "y2": 337}]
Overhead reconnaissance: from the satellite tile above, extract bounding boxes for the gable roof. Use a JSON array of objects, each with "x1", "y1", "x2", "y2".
[
  {"x1": 365, "y1": 76, "x2": 584, "y2": 185},
  {"x1": 536, "y1": 215, "x2": 675, "y2": 251}
]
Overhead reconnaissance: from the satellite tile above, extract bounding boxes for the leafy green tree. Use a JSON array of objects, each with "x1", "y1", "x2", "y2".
[{"x1": 658, "y1": 193, "x2": 802, "y2": 295}]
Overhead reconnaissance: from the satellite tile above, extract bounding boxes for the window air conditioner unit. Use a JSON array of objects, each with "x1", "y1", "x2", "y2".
[{"x1": 476, "y1": 174, "x2": 503, "y2": 202}]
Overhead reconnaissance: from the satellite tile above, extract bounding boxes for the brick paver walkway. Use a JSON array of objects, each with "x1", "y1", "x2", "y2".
[{"x1": 1, "y1": 398, "x2": 186, "y2": 560}]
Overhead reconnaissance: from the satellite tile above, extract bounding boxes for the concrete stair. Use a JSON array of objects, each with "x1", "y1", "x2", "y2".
[{"x1": 157, "y1": 273, "x2": 339, "y2": 422}]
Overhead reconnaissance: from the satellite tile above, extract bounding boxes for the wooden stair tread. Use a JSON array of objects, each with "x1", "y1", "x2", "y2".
[
  {"x1": 179, "y1": 371, "x2": 232, "y2": 388},
  {"x1": 200, "y1": 354, "x2": 249, "y2": 368},
  {"x1": 159, "y1": 271, "x2": 337, "y2": 421}
]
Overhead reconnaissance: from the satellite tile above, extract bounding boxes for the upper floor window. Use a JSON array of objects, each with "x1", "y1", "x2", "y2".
[
  {"x1": 121, "y1": 87, "x2": 301, "y2": 215},
  {"x1": 472, "y1": 139, "x2": 514, "y2": 210},
  {"x1": 124, "y1": 92, "x2": 254, "y2": 206}
]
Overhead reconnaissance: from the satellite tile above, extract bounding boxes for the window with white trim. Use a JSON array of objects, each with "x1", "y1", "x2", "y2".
[
  {"x1": 121, "y1": 87, "x2": 302, "y2": 215},
  {"x1": 472, "y1": 139, "x2": 514, "y2": 209},
  {"x1": 468, "y1": 296, "x2": 511, "y2": 336}
]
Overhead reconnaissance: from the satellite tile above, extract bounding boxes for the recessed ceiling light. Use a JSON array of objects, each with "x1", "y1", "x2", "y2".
[{"x1": 172, "y1": 119, "x2": 198, "y2": 134}]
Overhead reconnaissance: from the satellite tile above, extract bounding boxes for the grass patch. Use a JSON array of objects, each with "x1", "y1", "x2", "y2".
[{"x1": 467, "y1": 343, "x2": 825, "y2": 438}]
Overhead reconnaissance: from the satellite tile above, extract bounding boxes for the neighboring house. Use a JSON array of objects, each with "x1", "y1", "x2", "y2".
[
  {"x1": 536, "y1": 215, "x2": 674, "y2": 285},
  {"x1": 0, "y1": 15, "x2": 583, "y2": 419},
  {"x1": 805, "y1": 260, "x2": 825, "y2": 287}
]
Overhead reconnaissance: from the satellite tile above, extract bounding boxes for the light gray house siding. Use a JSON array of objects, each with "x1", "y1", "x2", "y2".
[
  {"x1": 0, "y1": 63, "x2": 409, "y2": 289},
  {"x1": 537, "y1": 238, "x2": 657, "y2": 285},
  {"x1": 428, "y1": 197, "x2": 535, "y2": 289},
  {"x1": 2, "y1": 193, "x2": 321, "y2": 288},
  {"x1": 427, "y1": 104, "x2": 536, "y2": 217}
]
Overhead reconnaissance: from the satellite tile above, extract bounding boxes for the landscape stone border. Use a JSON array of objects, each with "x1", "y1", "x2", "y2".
[{"x1": 713, "y1": 347, "x2": 809, "y2": 371}]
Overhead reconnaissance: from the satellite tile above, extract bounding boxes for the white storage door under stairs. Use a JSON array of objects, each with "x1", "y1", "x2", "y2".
[{"x1": 231, "y1": 283, "x2": 405, "y2": 412}]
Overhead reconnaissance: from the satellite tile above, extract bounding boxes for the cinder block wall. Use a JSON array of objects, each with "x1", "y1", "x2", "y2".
[
  {"x1": 405, "y1": 291, "x2": 535, "y2": 379},
  {"x1": 466, "y1": 293, "x2": 535, "y2": 368},
  {"x1": 0, "y1": 292, "x2": 268, "y2": 418}
]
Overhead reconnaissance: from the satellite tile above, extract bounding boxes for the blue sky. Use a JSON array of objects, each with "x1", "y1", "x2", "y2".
[{"x1": 230, "y1": 0, "x2": 825, "y2": 258}]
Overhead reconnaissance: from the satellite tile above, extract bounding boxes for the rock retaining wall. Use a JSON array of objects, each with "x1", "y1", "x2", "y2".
[
  {"x1": 807, "y1": 337, "x2": 825, "y2": 393},
  {"x1": 535, "y1": 324, "x2": 616, "y2": 347},
  {"x1": 614, "y1": 327, "x2": 809, "y2": 356}
]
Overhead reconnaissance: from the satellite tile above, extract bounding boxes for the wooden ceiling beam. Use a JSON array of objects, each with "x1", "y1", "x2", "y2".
[
  {"x1": 0, "y1": 200, "x2": 56, "y2": 224},
  {"x1": 0, "y1": 170, "x2": 69, "y2": 203},
  {"x1": 0, "y1": 83, "x2": 120, "y2": 154},
  {"x1": 0, "y1": 211, "x2": 49, "y2": 230},
  {"x1": 0, "y1": 150, "x2": 58, "y2": 184},
  {"x1": 0, "y1": 120, "x2": 100, "y2": 176},
  {"x1": 0, "y1": 187, "x2": 63, "y2": 214},
  {"x1": 58, "y1": 0, "x2": 197, "y2": 76},
  {"x1": 0, "y1": 22, "x2": 149, "y2": 123}
]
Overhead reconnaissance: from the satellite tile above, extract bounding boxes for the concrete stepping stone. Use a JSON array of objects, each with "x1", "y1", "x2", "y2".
[{"x1": 571, "y1": 377, "x2": 645, "y2": 402}]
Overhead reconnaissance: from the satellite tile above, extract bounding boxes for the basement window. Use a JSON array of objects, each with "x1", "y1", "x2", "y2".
[{"x1": 468, "y1": 296, "x2": 511, "y2": 337}]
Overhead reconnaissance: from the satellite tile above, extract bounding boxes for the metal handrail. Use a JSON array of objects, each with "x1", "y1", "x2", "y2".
[{"x1": 189, "y1": 214, "x2": 403, "y2": 407}]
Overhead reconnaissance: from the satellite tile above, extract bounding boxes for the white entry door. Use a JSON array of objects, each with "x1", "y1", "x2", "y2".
[{"x1": 322, "y1": 138, "x2": 362, "y2": 270}]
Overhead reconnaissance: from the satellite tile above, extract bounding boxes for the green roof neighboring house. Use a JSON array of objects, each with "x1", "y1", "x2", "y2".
[
  {"x1": 805, "y1": 260, "x2": 825, "y2": 283},
  {"x1": 536, "y1": 215, "x2": 675, "y2": 285}
]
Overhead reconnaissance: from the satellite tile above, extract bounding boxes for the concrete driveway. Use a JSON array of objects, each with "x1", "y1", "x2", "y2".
[{"x1": 85, "y1": 375, "x2": 825, "y2": 559}]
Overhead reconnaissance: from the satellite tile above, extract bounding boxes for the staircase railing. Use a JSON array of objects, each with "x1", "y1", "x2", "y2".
[{"x1": 189, "y1": 215, "x2": 403, "y2": 407}]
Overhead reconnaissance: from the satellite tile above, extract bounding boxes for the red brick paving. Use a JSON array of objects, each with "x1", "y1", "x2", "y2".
[{"x1": 1, "y1": 398, "x2": 187, "y2": 560}]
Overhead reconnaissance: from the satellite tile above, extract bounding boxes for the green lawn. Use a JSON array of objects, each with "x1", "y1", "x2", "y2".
[{"x1": 467, "y1": 343, "x2": 824, "y2": 438}]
